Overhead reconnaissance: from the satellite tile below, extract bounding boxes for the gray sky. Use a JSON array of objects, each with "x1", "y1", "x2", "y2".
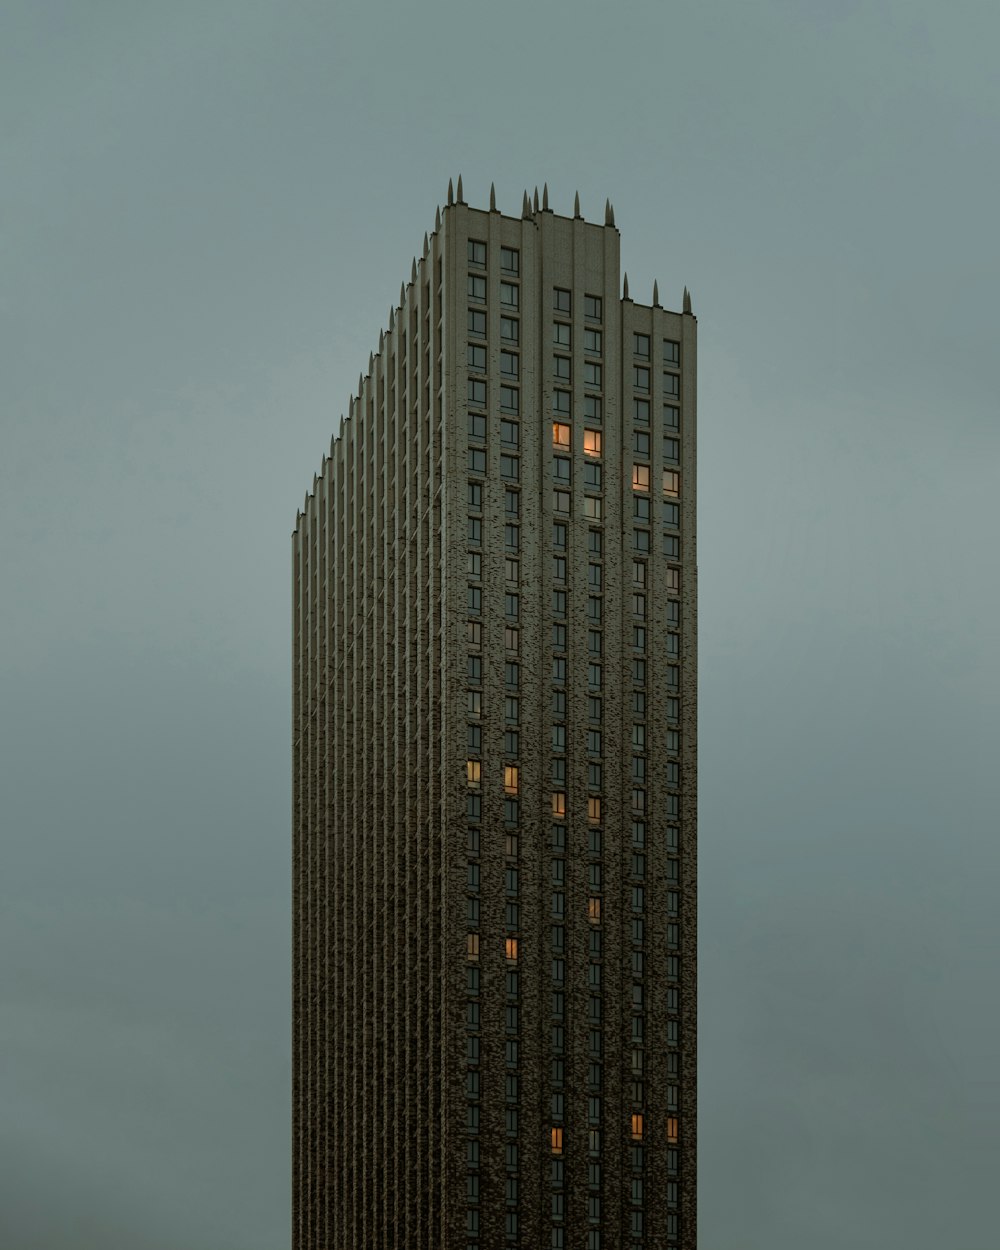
[{"x1": 3, "y1": 2, "x2": 998, "y2": 1247}]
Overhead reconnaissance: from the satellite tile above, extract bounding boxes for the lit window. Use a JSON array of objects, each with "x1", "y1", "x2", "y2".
[
  {"x1": 467, "y1": 760, "x2": 481, "y2": 786},
  {"x1": 551, "y1": 1127, "x2": 564, "y2": 1154},
  {"x1": 552, "y1": 422, "x2": 570, "y2": 449},
  {"x1": 583, "y1": 496, "x2": 602, "y2": 520},
  {"x1": 588, "y1": 897, "x2": 601, "y2": 923},
  {"x1": 663, "y1": 470, "x2": 680, "y2": 497},
  {"x1": 468, "y1": 933, "x2": 479, "y2": 959},
  {"x1": 583, "y1": 429, "x2": 602, "y2": 457},
  {"x1": 632, "y1": 464, "x2": 650, "y2": 491},
  {"x1": 552, "y1": 792, "x2": 566, "y2": 817},
  {"x1": 506, "y1": 937, "x2": 518, "y2": 961},
  {"x1": 588, "y1": 797, "x2": 602, "y2": 823},
  {"x1": 504, "y1": 765, "x2": 519, "y2": 795},
  {"x1": 667, "y1": 1117, "x2": 679, "y2": 1144},
  {"x1": 631, "y1": 1113, "x2": 644, "y2": 1140}
]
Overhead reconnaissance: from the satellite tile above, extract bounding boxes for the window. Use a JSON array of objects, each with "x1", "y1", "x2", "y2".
[
  {"x1": 468, "y1": 481, "x2": 482, "y2": 509},
  {"x1": 552, "y1": 423, "x2": 570, "y2": 449},
  {"x1": 552, "y1": 792, "x2": 566, "y2": 817},
  {"x1": 663, "y1": 339, "x2": 680, "y2": 366},
  {"x1": 663, "y1": 372, "x2": 680, "y2": 398},
  {"x1": 552, "y1": 723, "x2": 566, "y2": 749},
  {"x1": 663, "y1": 500, "x2": 680, "y2": 528},
  {"x1": 633, "y1": 332, "x2": 650, "y2": 359},
  {"x1": 468, "y1": 275, "x2": 486, "y2": 303},
  {"x1": 467, "y1": 760, "x2": 481, "y2": 785},
  {"x1": 588, "y1": 563, "x2": 602, "y2": 589},
  {"x1": 505, "y1": 662, "x2": 519, "y2": 687},
  {"x1": 632, "y1": 560, "x2": 646, "y2": 586},
  {"x1": 587, "y1": 595, "x2": 602, "y2": 621},
  {"x1": 503, "y1": 765, "x2": 518, "y2": 795},
  {"x1": 505, "y1": 593, "x2": 519, "y2": 618},
  {"x1": 632, "y1": 464, "x2": 650, "y2": 491},
  {"x1": 588, "y1": 629, "x2": 602, "y2": 655},
  {"x1": 588, "y1": 897, "x2": 601, "y2": 923},
  {"x1": 468, "y1": 309, "x2": 486, "y2": 337},
  {"x1": 467, "y1": 344, "x2": 486, "y2": 373},
  {"x1": 664, "y1": 403, "x2": 680, "y2": 429},
  {"x1": 633, "y1": 528, "x2": 650, "y2": 553},
  {"x1": 553, "y1": 322, "x2": 570, "y2": 347},
  {"x1": 584, "y1": 496, "x2": 602, "y2": 520},
  {"x1": 664, "y1": 436, "x2": 680, "y2": 465},
  {"x1": 553, "y1": 490, "x2": 570, "y2": 515},
  {"x1": 468, "y1": 690, "x2": 482, "y2": 716},
  {"x1": 553, "y1": 456, "x2": 570, "y2": 482},
  {"x1": 468, "y1": 517, "x2": 482, "y2": 545},
  {"x1": 553, "y1": 521, "x2": 567, "y2": 548},
  {"x1": 551, "y1": 1127, "x2": 564, "y2": 1154},
  {"x1": 631, "y1": 1113, "x2": 644, "y2": 1140},
  {"x1": 634, "y1": 495, "x2": 650, "y2": 521},
  {"x1": 552, "y1": 656, "x2": 566, "y2": 682},
  {"x1": 667, "y1": 1117, "x2": 679, "y2": 1144},
  {"x1": 468, "y1": 379, "x2": 486, "y2": 407},
  {"x1": 467, "y1": 622, "x2": 481, "y2": 648},
  {"x1": 584, "y1": 395, "x2": 602, "y2": 422},
  {"x1": 500, "y1": 454, "x2": 519, "y2": 480},
  {"x1": 633, "y1": 366, "x2": 650, "y2": 391},
  {"x1": 553, "y1": 556, "x2": 567, "y2": 582},
  {"x1": 468, "y1": 586, "x2": 481, "y2": 613},
  {"x1": 467, "y1": 932, "x2": 479, "y2": 958},
  {"x1": 500, "y1": 385, "x2": 519, "y2": 413},
  {"x1": 553, "y1": 389, "x2": 570, "y2": 415},
  {"x1": 501, "y1": 246, "x2": 519, "y2": 274},
  {"x1": 663, "y1": 469, "x2": 680, "y2": 497},
  {"x1": 584, "y1": 462, "x2": 602, "y2": 490},
  {"x1": 505, "y1": 488, "x2": 519, "y2": 515},
  {"x1": 584, "y1": 328, "x2": 602, "y2": 354},
  {"x1": 553, "y1": 589, "x2": 567, "y2": 616},
  {"x1": 553, "y1": 288, "x2": 571, "y2": 314},
  {"x1": 500, "y1": 316, "x2": 519, "y2": 343},
  {"x1": 554, "y1": 355, "x2": 571, "y2": 380},
  {"x1": 588, "y1": 529, "x2": 603, "y2": 554},
  {"x1": 633, "y1": 430, "x2": 649, "y2": 456},
  {"x1": 583, "y1": 429, "x2": 602, "y2": 457},
  {"x1": 588, "y1": 796, "x2": 602, "y2": 822},
  {"x1": 500, "y1": 350, "x2": 519, "y2": 378},
  {"x1": 584, "y1": 362, "x2": 602, "y2": 388},
  {"x1": 588, "y1": 662, "x2": 602, "y2": 688},
  {"x1": 468, "y1": 239, "x2": 486, "y2": 266},
  {"x1": 633, "y1": 398, "x2": 649, "y2": 425},
  {"x1": 500, "y1": 419, "x2": 519, "y2": 447},
  {"x1": 467, "y1": 551, "x2": 481, "y2": 577},
  {"x1": 468, "y1": 412, "x2": 486, "y2": 441},
  {"x1": 632, "y1": 593, "x2": 646, "y2": 618},
  {"x1": 498, "y1": 280, "x2": 519, "y2": 308},
  {"x1": 584, "y1": 294, "x2": 602, "y2": 320}
]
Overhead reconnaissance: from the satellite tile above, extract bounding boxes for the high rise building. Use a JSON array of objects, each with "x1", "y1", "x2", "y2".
[{"x1": 292, "y1": 179, "x2": 697, "y2": 1250}]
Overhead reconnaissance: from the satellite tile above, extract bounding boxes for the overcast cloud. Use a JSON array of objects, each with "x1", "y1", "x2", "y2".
[{"x1": 2, "y1": 2, "x2": 998, "y2": 1247}]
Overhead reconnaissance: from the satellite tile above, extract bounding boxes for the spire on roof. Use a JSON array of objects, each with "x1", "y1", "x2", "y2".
[
  {"x1": 683, "y1": 286, "x2": 692, "y2": 314},
  {"x1": 623, "y1": 272, "x2": 630, "y2": 299},
  {"x1": 456, "y1": 173, "x2": 464, "y2": 203},
  {"x1": 533, "y1": 186, "x2": 539, "y2": 212},
  {"x1": 490, "y1": 182, "x2": 497, "y2": 211},
  {"x1": 447, "y1": 178, "x2": 454, "y2": 206},
  {"x1": 411, "y1": 257, "x2": 417, "y2": 284},
  {"x1": 574, "y1": 190, "x2": 581, "y2": 219},
  {"x1": 605, "y1": 198, "x2": 613, "y2": 226},
  {"x1": 653, "y1": 280, "x2": 660, "y2": 307},
  {"x1": 423, "y1": 232, "x2": 429, "y2": 257},
  {"x1": 522, "y1": 190, "x2": 530, "y2": 218},
  {"x1": 542, "y1": 182, "x2": 549, "y2": 211},
  {"x1": 435, "y1": 205, "x2": 441, "y2": 230}
]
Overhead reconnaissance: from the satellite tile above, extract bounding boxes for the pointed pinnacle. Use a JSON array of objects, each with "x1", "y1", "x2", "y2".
[
  {"x1": 357, "y1": 373, "x2": 363, "y2": 394},
  {"x1": 542, "y1": 182, "x2": 549, "y2": 211},
  {"x1": 683, "y1": 287, "x2": 692, "y2": 314},
  {"x1": 653, "y1": 280, "x2": 660, "y2": 306},
  {"x1": 388, "y1": 307, "x2": 394, "y2": 331},
  {"x1": 349, "y1": 395, "x2": 355, "y2": 417},
  {"x1": 379, "y1": 329, "x2": 384, "y2": 352},
  {"x1": 522, "y1": 190, "x2": 530, "y2": 218},
  {"x1": 447, "y1": 178, "x2": 454, "y2": 206},
  {"x1": 605, "y1": 199, "x2": 613, "y2": 226},
  {"x1": 423, "y1": 232, "x2": 429, "y2": 257},
  {"x1": 435, "y1": 205, "x2": 441, "y2": 230},
  {"x1": 411, "y1": 257, "x2": 417, "y2": 284},
  {"x1": 368, "y1": 351, "x2": 374, "y2": 374},
  {"x1": 400, "y1": 282, "x2": 406, "y2": 306},
  {"x1": 533, "y1": 186, "x2": 539, "y2": 212},
  {"x1": 623, "y1": 272, "x2": 630, "y2": 299},
  {"x1": 338, "y1": 417, "x2": 345, "y2": 438},
  {"x1": 574, "y1": 190, "x2": 581, "y2": 218},
  {"x1": 490, "y1": 182, "x2": 497, "y2": 211},
  {"x1": 609, "y1": 201, "x2": 615, "y2": 226},
  {"x1": 456, "y1": 174, "x2": 464, "y2": 203},
  {"x1": 330, "y1": 435, "x2": 335, "y2": 457}
]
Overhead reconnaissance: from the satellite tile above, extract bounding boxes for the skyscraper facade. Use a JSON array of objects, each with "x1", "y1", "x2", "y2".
[{"x1": 292, "y1": 180, "x2": 697, "y2": 1250}]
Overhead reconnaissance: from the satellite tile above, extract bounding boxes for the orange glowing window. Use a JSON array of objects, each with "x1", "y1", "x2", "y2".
[
  {"x1": 583, "y1": 429, "x2": 602, "y2": 457},
  {"x1": 467, "y1": 933, "x2": 480, "y2": 959},
  {"x1": 467, "y1": 760, "x2": 481, "y2": 785},
  {"x1": 588, "y1": 897, "x2": 602, "y2": 923},
  {"x1": 587, "y1": 797, "x2": 602, "y2": 823},
  {"x1": 552, "y1": 422, "x2": 571, "y2": 449},
  {"x1": 551, "y1": 1127, "x2": 564, "y2": 1154},
  {"x1": 504, "y1": 765, "x2": 519, "y2": 795},
  {"x1": 552, "y1": 792, "x2": 566, "y2": 817},
  {"x1": 667, "y1": 1116, "x2": 679, "y2": 1144},
  {"x1": 505, "y1": 937, "x2": 518, "y2": 961},
  {"x1": 663, "y1": 469, "x2": 680, "y2": 498},
  {"x1": 632, "y1": 463, "x2": 651, "y2": 491},
  {"x1": 631, "y1": 1114, "x2": 644, "y2": 1141}
]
